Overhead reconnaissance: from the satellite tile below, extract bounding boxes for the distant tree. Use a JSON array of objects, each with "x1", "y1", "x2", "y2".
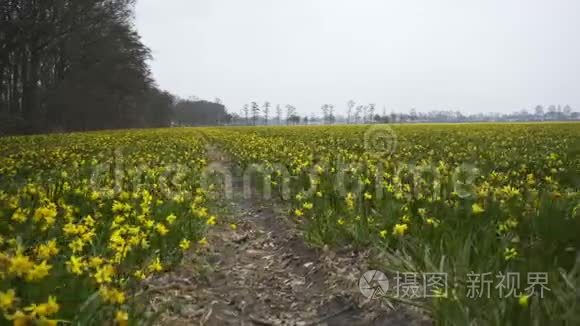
[
  {"x1": 328, "y1": 105, "x2": 335, "y2": 123},
  {"x1": 285, "y1": 105, "x2": 297, "y2": 125},
  {"x1": 251, "y1": 102, "x2": 260, "y2": 125},
  {"x1": 354, "y1": 105, "x2": 363, "y2": 124},
  {"x1": 410, "y1": 108, "x2": 417, "y2": 121},
  {"x1": 263, "y1": 101, "x2": 271, "y2": 125},
  {"x1": 275, "y1": 104, "x2": 282, "y2": 124},
  {"x1": 563, "y1": 105, "x2": 572, "y2": 116},
  {"x1": 321, "y1": 105, "x2": 329, "y2": 124},
  {"x1": 310, "y1": 112, "x2": 317, "y2": 124},
  {"x1": 368, "y1": 104, "x2": 376, "y2": 123},
  {"x1": 230, "y1": 113, "x2": 241, "y2": 125},
  {"x1": 361, "y1": 105, "x2": 368, "y2": 123},
  {"x1": 287, "y1": 114, "x2": 300, "y2": 124},
  {"x1": 534, "y1": 105, "x2": 545, "y2": 118},
  {"x1": 545, "y1": 105, "x2": 557, "y2": 120},
  {"x1": 346, "y1": 100, "x2": 355, "y2": 124},
  {"x1": 243, "y1": 104, "x2": 250, "y2": 125},
  {"x1": 223, "y1": 112, "x2": 233, "y2": 124},
  {"x1": 173, "y1": 99, "x2": 227, "y2": 126}
]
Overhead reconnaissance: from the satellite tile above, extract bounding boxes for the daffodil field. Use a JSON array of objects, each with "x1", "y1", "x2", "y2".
[
  {"x1": 203, "y1": 123, "x2": 580, "y2": 324},
  {"x1": 1, "y1": 129, "x2": 215, "y2": 325},
  {"x1": 1, "y1": 123, "x2": 579, "y2": 325}
]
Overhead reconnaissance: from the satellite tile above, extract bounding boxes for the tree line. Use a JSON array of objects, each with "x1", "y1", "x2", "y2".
[
  {"x1": 229, "y1": 101, "x2": 579, "y2": 126},
  {"x1": 0, "y1": 0, "x2": 177, "y2": 135},
  {"x1": 2, "y1": 1, "x2": 577, "y2": 135},
  {"x1": 172, "y1": 98, "x2": 232, "y2": 126}
]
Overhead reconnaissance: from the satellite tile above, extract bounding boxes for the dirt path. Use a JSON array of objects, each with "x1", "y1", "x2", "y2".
[{"x1": 146, "y1": 146, "x2": 427, "y2": 325}]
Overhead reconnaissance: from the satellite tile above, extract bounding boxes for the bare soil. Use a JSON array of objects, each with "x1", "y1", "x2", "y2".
[{"x1": 145, "y1": 146, "x2": 429, "y2": 325}]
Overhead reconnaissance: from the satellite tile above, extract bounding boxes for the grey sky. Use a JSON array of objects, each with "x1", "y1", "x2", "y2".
[{"x1": 135, "y1": 0, "x2": 580, "y2": 116}]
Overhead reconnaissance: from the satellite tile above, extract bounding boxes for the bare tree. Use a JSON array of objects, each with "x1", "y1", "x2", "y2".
[
  {"x1": 361, "y1": 105, "x2": 368, "y2": 123},
  {"x1": 347, "y1": 100, "x2": 355, "y2": 124},
  {"x1": 263, "y1": 101, "x2": 271, "y2": 125},
  {"x1": 368, "y1": 104, "x2": 376, "y2": 123},
  {"x1": 251, "y1": 101, "x2": 260, "y2": 125},
  {"x1": 409, "y1": 107, "x2": 417, "y2": 121},
  {"x1": 328, "y1": 105, "x2": 335, "y2": 124},
  {"x1": 285, "y1": 105, "x2": 296, "y2": 125},
  {"x1": 354, "y1": 105, "x2": 363, "y2": 124},
  {"x1": 321, "y1": 104, "x2": 329, "y2": 124},
  {"x1": 243, "y1": 104, "x2": 249, "y2": 125},
  {"x1": 275, "y1": 104, "x2": 282, "y2": 124}
]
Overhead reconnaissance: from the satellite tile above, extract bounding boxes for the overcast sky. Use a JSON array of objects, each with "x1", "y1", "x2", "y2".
[{"x1": 135, "y1": 0, "x2": 580, "y2": 116}]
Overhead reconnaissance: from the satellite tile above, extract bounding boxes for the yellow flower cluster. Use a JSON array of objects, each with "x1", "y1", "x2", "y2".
[
  {"x1": 0, "y1": 129, "x2": 217, "y2": 324},
  {"x1": 2, "y1": 123, "x2": 578, "y2": 323},
  {"x1": 203, "y1": 123, "x2": 580, "y2": 321}
]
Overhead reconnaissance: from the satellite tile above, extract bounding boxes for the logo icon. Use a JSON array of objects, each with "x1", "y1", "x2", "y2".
[
  {"x1": 452, "y1": 163, "x2": 479, "y2": 199},
  {"x1": 364, "y1": 125, "x2": 397, "y2": 157},
  {"x1": 359, "y1": 270, "x2": 389, "y2": 299}
]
